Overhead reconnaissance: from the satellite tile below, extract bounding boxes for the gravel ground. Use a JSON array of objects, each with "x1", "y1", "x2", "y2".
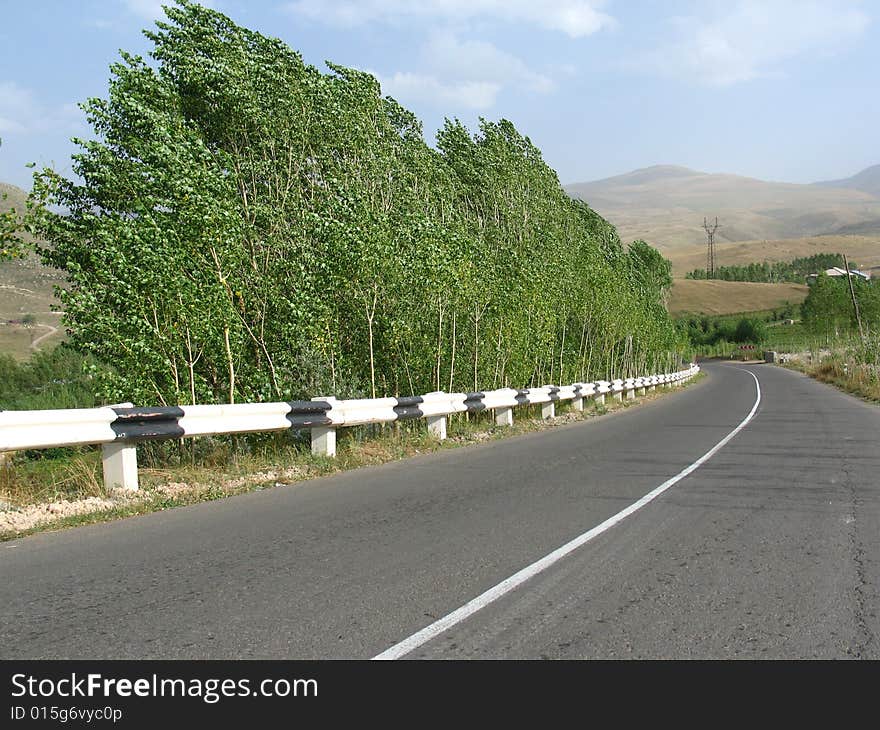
[{"x1": 0, "y1": 466, "x2": 310, "y2": 537}]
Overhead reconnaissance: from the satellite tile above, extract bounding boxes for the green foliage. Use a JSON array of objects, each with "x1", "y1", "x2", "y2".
[
  {"x1": 0, "y1": 346, "x2": 102, "y2": 410},
  {"x1": 686, "y1": 252, "x2": 853, "y2": 283},
  {"x1": 802, "y1": 273, "x2": 880, "y2": 340},
  {"x1": 733, "y1": 317, "x2": 767, "y2": 344},
  {"x1": 678, "y1": 314, "x2": 768, "y2": 348},
  {"x1": 628, "y1": 239, "x2": 672, "y2": 297},
  {"x1": 26, "y1": 1, "x2": 685, "y2": 406}
]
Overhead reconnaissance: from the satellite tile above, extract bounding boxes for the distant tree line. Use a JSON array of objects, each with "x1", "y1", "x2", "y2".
[
  {"x1": 685, "y1": 253, "x2": 852, "y2": 283},
  {"x1": 23, "y1": 1, "x2": 684, "y2": 407},
  {"x1": 677, "y1": 315, "x2": 768, "y2": 348}
]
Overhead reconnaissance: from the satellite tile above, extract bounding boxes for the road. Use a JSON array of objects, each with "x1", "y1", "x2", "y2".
[{"x1": 2, "y1": 362, "x2": 878, "y2": 659}]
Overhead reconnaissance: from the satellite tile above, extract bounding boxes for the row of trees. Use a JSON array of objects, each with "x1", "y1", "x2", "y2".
[
  {"x1": 685, "y1": 253, "x2": 853, "y2": 283},
  {"x1": 802, "y1": 274, "x2": 880, "y2": 340},
  {"x1": 22, "y1": 1, "x2": 685, "y2": 406}
]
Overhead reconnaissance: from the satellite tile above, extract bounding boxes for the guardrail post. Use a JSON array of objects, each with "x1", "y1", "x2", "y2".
[
  {"x1": 495, "y1": 406, "x2": 513, "y2": 427},
  {"x1": 626, "y1": 389, "x2": 636, "y2": 400},
  {"x1": 311, "y1": 426, "x2": 336, "y2": 457},
  {"x1": 638, "y1": 386, "x2": 646, "y2": 396},
  {"x1": 541, "y1": 402, "x2": 555, "y2": 419},
  {"x1": 613, "y1": 391, "x2": 622, "y2": 402},
  {"x1": 311, "y1": 396, "x2": 337, "y2": 457},
  {"x1": 427, "y1": 415, "x2": 447, "y2": 440},
  {"x1": 102, "y1": 442, "x2": 138, "y2": 492},
  {"x1": 572, "y1": 396, "x2": 584, "y2": 412},
  {"x1": 594, "y1": 393, "x2": 605, "y2": 406}
]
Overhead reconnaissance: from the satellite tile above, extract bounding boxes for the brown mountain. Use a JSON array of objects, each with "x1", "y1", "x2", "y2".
[
  {"x1": 565, "y1": 165, "x2": 880, "y2": 252},
  {"x1": 815, "y1": 164, "x2": 880, "y2": 198}
]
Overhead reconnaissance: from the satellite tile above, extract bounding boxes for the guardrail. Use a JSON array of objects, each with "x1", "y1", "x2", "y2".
[{"x1": 0, "y1": 365, "x2": 700, "y2": 492}]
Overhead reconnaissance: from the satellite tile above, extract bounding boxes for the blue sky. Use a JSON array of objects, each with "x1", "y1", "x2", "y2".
[{"x1": 1, "y1": 0, "x2": 878, "y2": 190}]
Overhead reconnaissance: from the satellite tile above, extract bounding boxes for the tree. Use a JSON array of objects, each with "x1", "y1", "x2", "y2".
[{"x1": 26, "y1": 1, "x2": 686, "y2": 407}]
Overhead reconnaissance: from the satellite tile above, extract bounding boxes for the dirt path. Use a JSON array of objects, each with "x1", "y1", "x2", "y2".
[{"x1": 29, "y1": 323, "x2": 59, "y2": 350}]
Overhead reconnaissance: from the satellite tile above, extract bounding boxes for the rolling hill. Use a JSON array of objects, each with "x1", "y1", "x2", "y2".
[
  {"x1": 0, "y1": 182, "x2": 27, "y2": 211},
  {"x1": 667, "y1": 280, "x2": 809, "y2": 316},
  {"x1": 815, "y1": 163, "x2": 880, "y2": 198},
  {"x1": 664, "y1": 234, "x2": 880, "y2": 277},
  {"x1": 565, "y1": 164, "x2": 880, "y2": 252},
  {"x1": 0, "y1": 182, "x2": 66, "y2": 359}
]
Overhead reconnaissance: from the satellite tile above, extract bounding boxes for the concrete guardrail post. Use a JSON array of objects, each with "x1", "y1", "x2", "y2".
[
  {"x1": 311, "y1": 396, "x2": 337, "y2": 457},
  {"x1": 102, "y1": 442, "x2": 139, "y2": 492},
  {"x1": 495, "y1": 406, "x2": 514, "y2": 427},
  {"x1": 541, "y1": 402, "x2": 555, "y2": 419},
  {"x1": 427, "y1": 414, "x2": 447, "y2": 440}
]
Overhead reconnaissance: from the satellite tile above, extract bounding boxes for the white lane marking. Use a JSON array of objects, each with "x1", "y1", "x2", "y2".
[{"x1": 373, "y1": 368, "x2": 761, "y2": 660}]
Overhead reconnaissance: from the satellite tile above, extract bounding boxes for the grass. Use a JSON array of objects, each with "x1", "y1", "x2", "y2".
[
  {"x1": 782, "y1": 354, "x2": 880, "y2": 403},
  {"x1": 0, "y1": 379, "x2": 701, "y2": 541},
  {"x1": 668, "y1": 279, "x2": 809, "y2": 316}
]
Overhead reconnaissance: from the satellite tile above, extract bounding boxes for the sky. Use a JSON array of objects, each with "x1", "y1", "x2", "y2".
[{"x1": 0, "y1": 0, "x2": 878, "y2": 191}]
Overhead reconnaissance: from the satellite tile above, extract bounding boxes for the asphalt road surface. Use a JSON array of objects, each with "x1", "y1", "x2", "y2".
[{"x1": 2, "y1": 361, "x2": 878, "y2": 659}]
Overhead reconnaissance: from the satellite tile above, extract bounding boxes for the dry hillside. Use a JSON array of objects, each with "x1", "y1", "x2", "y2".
[
  {"x1": 664, "y1": 234, "x2": 880, "y2": 277},
  {"x1": 667, "y1": 280, "x2": 809, "y2": 316},
  {"x1": 0, "y1": 182, "x2": 66, "y2": 360},
  {"x1": 0, "y1": 182, "x2": 27, "y2": 213},
  {"x1": 566, "y1": 165, "x2": 880, "y2": 251}
]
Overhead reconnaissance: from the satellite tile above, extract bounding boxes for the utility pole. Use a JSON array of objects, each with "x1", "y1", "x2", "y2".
[
  {"x1": 842, "y1": 254, "x2": 865, "y2": 342},
  {"x1": 703, "y1": 216, "x2": 720, "y2": 278}
]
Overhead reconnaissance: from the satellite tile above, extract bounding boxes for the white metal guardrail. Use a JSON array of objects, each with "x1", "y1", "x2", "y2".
[{"x1": 0, "y1": 365, "x2": 700, "y2": 492}]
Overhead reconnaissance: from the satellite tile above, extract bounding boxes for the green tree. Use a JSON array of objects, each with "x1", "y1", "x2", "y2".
[{"x1": 26, "y1": 1, "x2": 686, "y2": 407}]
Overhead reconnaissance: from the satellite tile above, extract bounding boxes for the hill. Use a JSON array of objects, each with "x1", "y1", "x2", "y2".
[
  {"x1": 815, "y1": 163, "x2": 880, "y2": 198},
  {"x1": 0, "y1": 182, "x2": 66, "y2": 360},
  {"x1": 0, "y1": 182, "x2": 27, "y2": 218},
  {"x1": 664, "y1": 234, "x2": 880, "y2": 277},
  {"x1": 667, "y1": 280, "x2": 809, "y2": 316},
  {"x1": 565, "y1": 165, "x2": 880, "y2": 251}
]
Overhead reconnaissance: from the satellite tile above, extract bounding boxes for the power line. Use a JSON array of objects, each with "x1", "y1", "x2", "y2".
[{"x1": 702, "y1": 216, "x2": 720, "y2": 278}]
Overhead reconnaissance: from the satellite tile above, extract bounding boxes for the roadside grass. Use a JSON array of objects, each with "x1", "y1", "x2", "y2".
[
  {"x1": 782, "y1": 356, "x2": 880, "y2": 403},
  {"x1": 0, "y1": 379, "x2": 701, "y2": 541}
]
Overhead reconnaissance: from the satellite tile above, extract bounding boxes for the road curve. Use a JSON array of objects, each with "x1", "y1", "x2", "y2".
[{"x1": 2, "y1": 362, "x2": 878, "y2": 659}]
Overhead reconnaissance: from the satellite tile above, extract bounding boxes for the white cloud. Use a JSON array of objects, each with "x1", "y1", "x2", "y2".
[
  {"x1": 0, "y1": 82, "x2": 39, "y2": 134},
  {"x1": 123, "y1": 0, "x2": 217, "y2": 21},
  {"x1": 0, "y1": 82, "x2": 84, "y2": 137},
  {"x1": 379, "y1": 72, "x2": 501, "y2": 110},
  {"x1": 645, "y1": 0, "x2": 869, "y2": 86},
  {"x1": 285, "y1": 0, "x2": 614, "y2": 38},
  {"x1": 124, "y1": 0, "x2": 170, "y2": 20},
  {"x1": 374, "y1": 32, "x2": 555, "y2": 110},
  {"x1": 423, "y1": 33, "x2": 554, "y2": 94}
]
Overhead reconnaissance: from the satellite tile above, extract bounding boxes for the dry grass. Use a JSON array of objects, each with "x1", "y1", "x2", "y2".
[
  {"x1": 785, "y1": 357, "x2": 880, "y2": 403},
  {"x1": 0, "y1": 252, "x2": 66, "y2": 360},
  {"x1": 668, "y1": 279, "x2": 809, "y2": 315},
  {"x1": 665, "y1": 234, "x2": 880, "y2": 276}
]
